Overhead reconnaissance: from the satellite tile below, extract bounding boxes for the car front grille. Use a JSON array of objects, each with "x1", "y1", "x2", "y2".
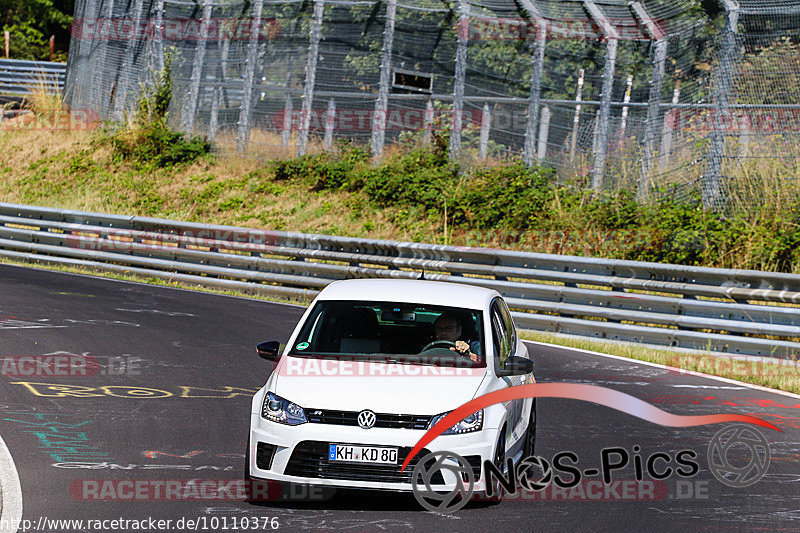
[
  {"x1": 306, "y1": 409, "x2": 432, "y2": 430},
  {"x1": 464, "y1": 455, "x2": 482, "y2": 481},
  {"x1": 284, "y1": 441, "x2": 444, "y2": 484}
]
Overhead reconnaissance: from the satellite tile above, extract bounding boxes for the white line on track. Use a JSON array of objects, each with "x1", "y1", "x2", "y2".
[
  {"x1": 525, "y1": 340, "x2": 800, "y2": 400},
  {"x1": 0, "y1": 433, "x2": 22, "y2": 533}
]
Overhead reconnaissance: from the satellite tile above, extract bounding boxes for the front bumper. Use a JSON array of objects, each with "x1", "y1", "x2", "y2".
[{"x1": 249, "y1": 413, "x2": 496, "y2": 492}]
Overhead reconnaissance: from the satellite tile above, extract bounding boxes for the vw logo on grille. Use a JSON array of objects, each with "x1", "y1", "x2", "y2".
[{"x1": 357, "y1": 410, "x2": 376, "y2": 429}]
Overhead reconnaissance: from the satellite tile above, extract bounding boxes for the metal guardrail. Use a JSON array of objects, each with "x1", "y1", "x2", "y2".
[
  {"x1": 0, "y1": 201, "x2": 798, "y2": 358},
  {"x1": 0, "y1": 59, "x2": 66, "y2": 96}
]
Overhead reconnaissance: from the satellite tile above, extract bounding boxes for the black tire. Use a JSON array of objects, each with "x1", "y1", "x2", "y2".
[
  {"x1": 485, "y1": 430, "x2": 506, "y2": 504},
  {"x1": 522, "y1": 398, "x2": 537, "y2": 459}
]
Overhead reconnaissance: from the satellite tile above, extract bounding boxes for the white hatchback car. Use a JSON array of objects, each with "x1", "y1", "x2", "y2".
[{"x1": 247, "y1": 279, "x2": 535, "y2": 498}]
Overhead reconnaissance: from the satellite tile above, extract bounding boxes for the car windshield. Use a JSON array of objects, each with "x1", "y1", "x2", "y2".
[{"x1": 288, "y1": 300, "x2": 485, "y2": 367}]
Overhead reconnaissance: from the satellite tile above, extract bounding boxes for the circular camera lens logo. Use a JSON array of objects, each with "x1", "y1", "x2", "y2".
[
  {"x1": 516, "y1": 456, "x2": 553, "y2": 492},
  {"x1": 707, "y1": 424, "x2": 770, "y2": 488},
  {"x1": 411, "y1": 451, "x2": 474, "y2": 513}
]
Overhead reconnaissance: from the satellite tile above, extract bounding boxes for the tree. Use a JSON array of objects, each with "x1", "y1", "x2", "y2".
[{"x1": 1, "y1": 0, "x2": 73, "y2": 60}]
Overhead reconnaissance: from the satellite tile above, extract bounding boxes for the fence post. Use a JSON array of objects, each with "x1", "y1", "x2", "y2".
[
  {"x1": 154, "y1": 0, "x2": 165, "y2": 72},
  {"x1": 569, "y1": 68, "x2": 585, "y2": 162},
  {"x1": 282, "y1": 94, "x2": 294, "y2": 146},
  {"x1": 631, "y1": 1, "x2": 667, "y2": 202},
  {"x1": 423, "y1": 99, "x2": 434, "y2": 144},
  {"x1": 324, "y1": 99, "x2": 336, "y2": 150},
  {"x1": 520, "y1": 1, "x2": 547, "y2": 166},
  {"x1": 449, "y1": 0, "x2": 470, "y2": 160},
  {"x1": 298, "y1": 0, "x2": 325, "y2": 156},
  {"x1": 209, "y1": 36, "x2": 230, "y2": 140},
  {"x1": 237, "y1": 0, "x2": 264, "y2": 153},
  {"x1": 659, "y1": 79, "x2": 681, "y2": 171},
  {"x1": 737, "y1": 113, "x2": 750, "y2": 158},
  {"x1": 183, "y1": 0, "x2": 213, "y2": 134},
  {"x1": 704, "y1": 0, "x2": 740, "y2": 210},
  {"x1": 371, "y1": 0, "x2": 397, "y2": 158},
  {"x1": 112, "y1": 0, "x2": 145, "y2": 121},
  {"x1": 88, "y1": 0, "x2": 116, "y2": 117},
  {"x1": 479, "y1": 103, "x2": 491, "y2": 159},
  {"x1": 537, "y1": 105, "x2": 551, "y2": 161},
  {"x1": 619, "y1": 75, "x2": 633, "y2": 143},
  {"x1": 584, "y1": 1, "x2": 619, "y2": 193},
  {"x1": 641, "y1": 41, "x2": 667, "y2": 200},
  {"x1": 4, "y1": 30, "x2": 8, "y2": 59}
]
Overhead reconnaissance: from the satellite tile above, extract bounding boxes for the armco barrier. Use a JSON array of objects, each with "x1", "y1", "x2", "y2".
[
  {"x1": 0, "y1": 59, "x2": 66, "y2": 96},
  {"x1": 0, "y1": 201, "x2": 798, "y2": 358}
]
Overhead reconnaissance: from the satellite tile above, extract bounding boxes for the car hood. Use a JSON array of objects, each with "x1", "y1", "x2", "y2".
[{"x1": 271, "y1": 356, "x2": 487, "y2": 414}]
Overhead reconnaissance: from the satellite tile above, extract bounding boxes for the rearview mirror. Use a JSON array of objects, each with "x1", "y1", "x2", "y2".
[
  {"x1": 496, "y1": 356, "x2": 534, "y2": 377},
  {"x1": 256, "y1": 341, "x2": 281, "y2": 362}
]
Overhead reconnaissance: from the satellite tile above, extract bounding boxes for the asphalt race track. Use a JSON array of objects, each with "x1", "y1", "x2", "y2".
[{"x1": 1, "y1": 263, "x2": 799, "y2": 532}]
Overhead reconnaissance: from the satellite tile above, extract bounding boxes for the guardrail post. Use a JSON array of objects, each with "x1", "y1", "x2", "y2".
[
  {"x1": 183, "y1": 0, "x2": 213, "y2": 134},
  {"x1": 479, "y1": 103, "x2": 491, "y2": 159},
  {"x1": 371, "y1": 0, "x2": 397, "y2": 158},
  {"x1": 237, "y1": 0, "x2": 264, "y2": 153},
  {"x1": 298, "y1": 0, "x2": 325, "y2": 157},
  {"x1": 449, "y1": 0, "x2": 470, "y2": 161},
  {"x1": 585, "y1": 0, "x2": 619, "y2": 193},
  {"x1": 324, "y1": 99, "x2": 336, "y2": 150},
  {"x1": 704, "y1": 0, "x2": 740, "y2": 210},
  {"x1": 537, "y1": 105, "x2": 551, "y2": 161},
  {"x1": 113, "y1": 0, "x2": 145, "y2": 121},
  {"x1": 632, "y1": 1, "x2": 667, "y2": 202}
]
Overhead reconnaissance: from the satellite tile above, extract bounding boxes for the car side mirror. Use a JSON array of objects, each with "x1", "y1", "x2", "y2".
[
  {"x1": 496, "y1": 355, "x2": 534, "y2": 377},
  {"x1": 256, "y1": 341, "x2": 282, "y2": 362}
]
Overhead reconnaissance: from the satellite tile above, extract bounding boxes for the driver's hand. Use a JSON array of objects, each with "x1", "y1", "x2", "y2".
[{"x1": 455, "y1": 341, "x2": 469, "y2": 354}]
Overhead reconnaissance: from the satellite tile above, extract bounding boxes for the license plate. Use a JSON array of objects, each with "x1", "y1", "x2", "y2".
[{"x1": 328, "y1": 444, "x2": 398, "y2": 464}]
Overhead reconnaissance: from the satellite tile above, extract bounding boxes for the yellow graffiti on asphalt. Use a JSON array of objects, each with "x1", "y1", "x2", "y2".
[{"x1": 9, "y1": 382, "x2": 257, "y2": 399}]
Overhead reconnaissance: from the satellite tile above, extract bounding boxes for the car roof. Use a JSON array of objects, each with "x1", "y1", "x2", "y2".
[{"x1": 316, "y1": 279, "x2": 499, "y2": 310}]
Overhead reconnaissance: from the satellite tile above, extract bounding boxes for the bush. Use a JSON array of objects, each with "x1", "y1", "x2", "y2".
[
  {"x1": 104, "y1": 50, "x2": 212, "y2": 170},
  {"x1": 109, "y1": 123, "x2": 211, "y2": 170},
  {"x1": 452, "y1": 163, "x2": 556, "y2": 229}
]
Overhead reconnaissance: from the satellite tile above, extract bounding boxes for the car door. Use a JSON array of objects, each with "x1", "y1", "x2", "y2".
[{"x1": 490, "y1": 298, "x2": 528, "y2": 458}]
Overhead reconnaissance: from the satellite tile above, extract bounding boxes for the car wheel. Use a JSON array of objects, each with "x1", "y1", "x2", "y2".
[
  {"x1": 522, "y1": 398, "x2": 537, "y2": 459},
  {"x1": 485, "y1": 430, "x2": 506, "y2": 504}
]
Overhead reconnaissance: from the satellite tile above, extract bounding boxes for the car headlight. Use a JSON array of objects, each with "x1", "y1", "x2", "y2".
[
  {"x1": 428, "y1": 409, "x2": 483, "y2": 435},
  {"x1": 261, "y1": 392, "x2": 307, "y2": 425}
]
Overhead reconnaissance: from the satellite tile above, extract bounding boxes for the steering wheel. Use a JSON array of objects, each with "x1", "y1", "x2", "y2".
[{"x1": 420, "y1": 340, "x2": 458, "y2": 353}]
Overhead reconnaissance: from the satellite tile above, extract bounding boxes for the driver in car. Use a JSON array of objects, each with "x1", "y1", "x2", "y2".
[{"x1": 433, "y1": 313, "x2": 481, "y2": 363}]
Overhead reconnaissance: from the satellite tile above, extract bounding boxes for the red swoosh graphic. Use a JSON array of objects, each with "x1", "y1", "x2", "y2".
[{"x1": 400, "y1": 383, "x2": 781, "y2": 472}]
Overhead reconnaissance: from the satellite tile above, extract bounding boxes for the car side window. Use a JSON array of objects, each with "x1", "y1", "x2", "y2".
[
  {"x1": 497, "y1": 298, "x2": 517, "y2": 350},
  {"x1": 491, "y1": 300, "x2": 512, "y2": 369}
]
